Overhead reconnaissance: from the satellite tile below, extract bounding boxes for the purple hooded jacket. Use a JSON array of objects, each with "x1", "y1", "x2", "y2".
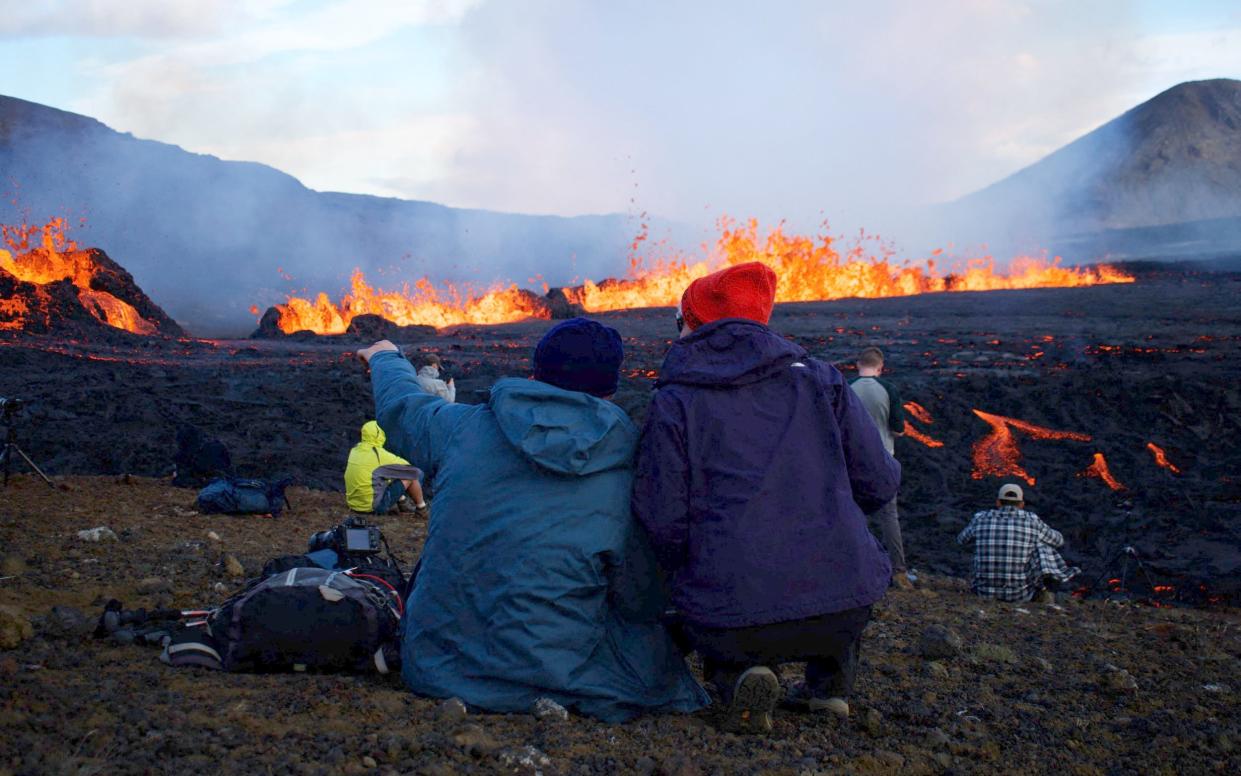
[{"x1": 632, "y1": 319, "x2": 899, "y2": 629}]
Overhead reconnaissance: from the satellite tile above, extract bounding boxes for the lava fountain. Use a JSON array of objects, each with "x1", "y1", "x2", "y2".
[{"x1": 265, "y1": 218, "x2": 1135, "y2": 334}]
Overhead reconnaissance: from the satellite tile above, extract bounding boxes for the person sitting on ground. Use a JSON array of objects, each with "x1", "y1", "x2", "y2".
[
  {"x1": 172, "y1": 423, "x2": 233, "y2": 488},
  {"x1": 632, "y1": 262, "x2": 900, "y2": 733},
  {"x1": 344, "y1": 420, "x2": 428, "y2": 518},
  {"x1": 414, "y1": 353, "x2": 455, "y2": 402},
  {"x1": 356, "y1": 319, "x2": 708, "y2": 722},
  {"x1": 849, "y1": 346, "x2": 913, "y2": 590},
  {"x1": 957, "y1": 483, "x2": 1080, "y2": 603}
]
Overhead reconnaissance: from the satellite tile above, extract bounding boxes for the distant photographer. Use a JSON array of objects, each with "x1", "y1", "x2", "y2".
[
  {"x1": 414, "y1": 353, "x2": 455, "y2": 403},
  {"x1": 344, "y1": 421, "x2": 427, "y2": 518}
]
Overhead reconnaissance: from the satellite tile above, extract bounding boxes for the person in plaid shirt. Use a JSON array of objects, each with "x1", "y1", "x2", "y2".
[{"x1": 957, "y1": 483, "x2": 1079, "y2": 602}]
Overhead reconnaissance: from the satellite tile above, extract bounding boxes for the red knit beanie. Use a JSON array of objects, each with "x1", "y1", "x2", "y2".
[{"x1": 680, "y1": 261, "x2": 778, "y2": 330}]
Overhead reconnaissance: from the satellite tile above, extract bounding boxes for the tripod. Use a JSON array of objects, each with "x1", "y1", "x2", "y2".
[
  {"x1": 1088, "y1": 545, "x2": 1158, "y2": 601},
  {"x1": 0, "y1": 421, "x2": 54, "y2": 488}
]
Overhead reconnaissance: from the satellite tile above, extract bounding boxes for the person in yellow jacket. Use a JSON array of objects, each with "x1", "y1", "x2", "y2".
[{"x1": 344, "y1": 421, "x2": 427, "y2": 517}]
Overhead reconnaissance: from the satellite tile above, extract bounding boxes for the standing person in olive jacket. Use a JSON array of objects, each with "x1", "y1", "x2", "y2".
[{"x1": 632, "y1": 262, "x2": 900, "y2": 733}]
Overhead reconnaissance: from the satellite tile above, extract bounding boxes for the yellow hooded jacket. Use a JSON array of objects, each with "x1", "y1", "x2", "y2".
[{"x1": 344, "y1": 421, "x2": 412, "y2": 513}]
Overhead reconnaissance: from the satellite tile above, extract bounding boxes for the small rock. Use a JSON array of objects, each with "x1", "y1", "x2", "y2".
[
  {"x1": 1202, "y1": 683, "x2": 1230, "y2": 694},
  {"x1": 172, "y1": 507, "x2": 198, "y2": 518},
  {"x1": 925, "y1": 660, "x2": 950, "y2": 679},
  {"x1": 919, "y1": 625, "x2": 963, "y2": 660},
  {"x1": 862, "y1": 707, "x2": 883, "y2": 737},
  {"x1": 137, "y1": 577, "x2": 172, "y2": 595},
  {"x1": 497, "y1": 746, "x2": 552, "y2": 772},
  {"x1": 361, "y1": 755, "x2": 377, "y2": 769},
  {"x1": 437, "y1": 697, "x2": 468, "y2": 722},
  {"x1": 77, "y1": 527, "x2": 118, "y2": 542},
  {"x1": 223, "y1": 555, "x2": 245, "y2": 578},
  {"x1": 531, "y1": 697, "x2": 569, "y2": 722},
  {"x1": 43, "y1": 606, "x2": 93, "y2": 639},
  {"x1": 0, "y1": 605, "x2": 34, "y2": 649},
  {"x1": 1, "y1": 553, "x2": 26, "y2": 576},
  {"x1": 934, "y1": 752, "x2": 953, "y2": 768},
  {"x1": 1103, "y1": 667, "x2": 1138, "y2": 694},
  {"x1": 634, "y1": 755, "x2": 658, "y2": 775},
  {"x1": 875, "y1": 750, "x2": 905, "y2": 767},
  {"x1": 1030, "y1": 657, "x2": 1053, "y2": 672},
  {"x1": 206, "y1": 531, "x2": 221, "y2": 542},
  {"x1": 452, "y1": 724, "x2": 500, "y2": 757},
  {"x1": 923, "y1": 727, "x2": 951, "y2": 750},
  {"x1": 213, "y1": 582, "x2": 228, "y2": 593}
]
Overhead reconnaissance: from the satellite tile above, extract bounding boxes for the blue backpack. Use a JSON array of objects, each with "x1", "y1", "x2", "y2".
[{"x1": 196, "y1": 477, "x2": 293, "y2": 516}]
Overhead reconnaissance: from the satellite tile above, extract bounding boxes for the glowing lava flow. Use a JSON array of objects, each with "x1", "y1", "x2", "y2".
[
  {"x1": 267, "y1": 218, "x2": 1135, "y2": 334},
  {"x1": 1079, "y1": 452, "x2": 1126, "y2": 491},
  {"x1": 1, "y1": 219, "x2": 157, "y2": 334},
  {"x1": 970, "y1": 409, "x2": 1092, "y2": 485},
  {"x1": 902, "y1": 401, "x2": 944, "y2": 448},
  {"x1": 1146, "y1": 442, "x2": 1182, "y2": 474}
]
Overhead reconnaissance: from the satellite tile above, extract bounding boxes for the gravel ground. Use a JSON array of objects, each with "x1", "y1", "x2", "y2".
[{"x1": 1, "y1": 476, "x2": 1239, "y2": 775}]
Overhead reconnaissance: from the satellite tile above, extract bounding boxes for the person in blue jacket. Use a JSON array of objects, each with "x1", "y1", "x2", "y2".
[
  {"x1": 632, "y1": 262, "x2": 900, "y2": 733},
  {"x1": 355, "y1": 319, "x2": 707, "y2": 722}
]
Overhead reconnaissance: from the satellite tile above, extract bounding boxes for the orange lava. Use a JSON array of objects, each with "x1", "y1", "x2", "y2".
[
  {"x1": 1146, "y1": 442, "x2": 1182, "y2": 474},
  {"x1": 904, "y1": 400, "x2": 935, "y2": 425},
  {"x1": 269, "y1": 217, "x2": 1135, "y2": 334},
  {"x1": 1079, "y1": 452, "x2": 1126, "y2": 491},
  {"x1": 1, "y1": 218, "x2": 156, "y2": 334},
  {"x1": 970, "y1": 409, "x2": 1092, "y2": 485},
  {"x1": 901, "y1": 401, "x2": 943, "y2": 447}
]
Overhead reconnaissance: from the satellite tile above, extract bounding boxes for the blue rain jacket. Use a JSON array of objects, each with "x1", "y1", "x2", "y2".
[
  {"x1": 369, "y1": 351, "x2": 708, "y2": 722},
  {"x1": 632, "y1": 319, "x2": 899, "y2": 629}
]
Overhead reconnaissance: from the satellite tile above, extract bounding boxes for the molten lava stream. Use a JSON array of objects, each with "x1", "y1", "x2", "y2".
[
  {"x1": 1079, "y1": 452, "x2": 1126, "y2": 491},
  {"x1": 1146, "y1": 442, "x2": 1182, "y2": 474},
  {"x1": 970, "y1": 409, "x2": 1092, "y2": 485},
  {"x1": 901, "y1": 401, "x2": 943, "y2": 447},
  {"x1": 266, "y1": 218, "x2": 1135, "y2": 335}
]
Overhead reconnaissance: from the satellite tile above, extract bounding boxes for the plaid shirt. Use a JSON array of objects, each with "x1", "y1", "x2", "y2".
[{"x1": 957, "y1": 506, "x2": 1073, "y2": 602}]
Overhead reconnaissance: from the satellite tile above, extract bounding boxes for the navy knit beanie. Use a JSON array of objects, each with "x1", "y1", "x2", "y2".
[{"x1": 533, "y1": 318, "x2": 624, "y2": 398}]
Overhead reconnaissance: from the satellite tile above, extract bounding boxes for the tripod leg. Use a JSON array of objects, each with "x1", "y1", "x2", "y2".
[
  {"x1": 1, "y1": 444, "x2": 10, "y2": 487},
  {"x1": 13, "y1": 445, "x2": 55, "y2": 488}
]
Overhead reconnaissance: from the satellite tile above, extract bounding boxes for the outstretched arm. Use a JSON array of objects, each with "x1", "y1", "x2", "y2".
[{"x1": 359, "y1": 342, "x2": 468, "y2": 477}]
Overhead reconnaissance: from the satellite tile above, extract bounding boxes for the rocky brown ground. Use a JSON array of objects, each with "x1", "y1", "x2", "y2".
[{"x1": 1, "y1": 476, "x2": 1238, "y2": 775}]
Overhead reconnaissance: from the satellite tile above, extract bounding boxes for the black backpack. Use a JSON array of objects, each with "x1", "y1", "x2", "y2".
[
  {"x1": 197, "y1": 477, "x2": 293, "y2": 516},
  {"x1": 179, "y1": 568, "x2": 401, "y2": 674}
]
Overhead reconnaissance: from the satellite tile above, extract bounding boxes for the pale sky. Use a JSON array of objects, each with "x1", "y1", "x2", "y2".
[{"x1": 3, "y1": 0, "x2": 1240, "y2": 236}]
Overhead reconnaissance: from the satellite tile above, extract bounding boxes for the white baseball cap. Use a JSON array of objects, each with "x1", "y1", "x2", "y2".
[{"x1": 997, "y1": 483, "x2": 1024, "y2": 502}]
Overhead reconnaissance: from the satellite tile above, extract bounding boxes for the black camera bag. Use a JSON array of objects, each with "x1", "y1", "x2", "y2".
[{"x1": 210, "y1": 567, "x2": 400, "y2": 674}]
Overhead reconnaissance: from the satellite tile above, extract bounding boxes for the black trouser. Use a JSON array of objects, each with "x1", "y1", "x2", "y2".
[{"x1": 680, "y1": 605, "x2": 872, "y2": 701}]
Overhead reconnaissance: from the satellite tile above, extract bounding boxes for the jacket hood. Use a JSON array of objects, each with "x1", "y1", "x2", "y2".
[
  {"x1": 489, "y1": 377, "x2": 637, "y2": 476},
  {"x1": 360, "y1": 420, "x2": 386, "y2": 447},
  {"x1": 658, "y1": 319, "x2": 808, "y2": 388},
  {"x1": 417, "y1": 364, "x2": 440, "y2": 378}
]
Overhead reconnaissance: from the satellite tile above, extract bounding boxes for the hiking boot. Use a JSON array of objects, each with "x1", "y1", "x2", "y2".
[
  {"x1": 892, "y1": 573, "x2": 914, "y2": 591},
  {"x1": 720, "y1": 666, "x2": 780, "y2": 734},
  {"x1": 396, "y1": 496, "x2": 416, "y2": 514},
  {"x1": 785, "y1": 682, "x2": 850, "y2": 718},
  {"x1": 1034, "y1": 589, "x2": 1056, "y2": 605}
]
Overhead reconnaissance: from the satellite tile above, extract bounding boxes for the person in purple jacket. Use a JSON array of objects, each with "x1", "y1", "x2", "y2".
[{"x1": 632, "y1": 261, "x2": 900, "y2": 734}]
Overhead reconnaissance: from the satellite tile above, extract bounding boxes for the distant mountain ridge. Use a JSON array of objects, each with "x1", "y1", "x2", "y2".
[
  {"x1": 945, "y1": 79, "x2": 1241, "y2": 259},
  {"x1": 0, "y1": 95, "x2": 641, "y2": 335}
]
